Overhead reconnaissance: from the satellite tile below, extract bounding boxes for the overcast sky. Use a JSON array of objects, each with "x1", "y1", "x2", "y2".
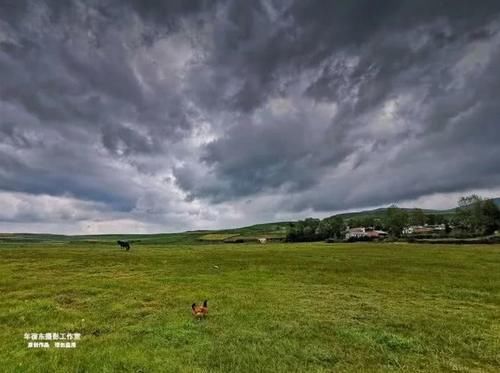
[{"x1": 1, "y1": 0, "x2": 500, "y2": 234}]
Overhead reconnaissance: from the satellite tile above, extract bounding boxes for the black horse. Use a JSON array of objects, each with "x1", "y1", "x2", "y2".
[{"x1": 117, "y1": 240, "x2": 130, "y2": 250}]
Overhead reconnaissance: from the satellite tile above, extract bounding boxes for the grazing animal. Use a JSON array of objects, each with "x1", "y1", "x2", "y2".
[
  {"x1": 117, "y1": 240, "x2": 130, "y2": 251},
  {"x1": 192, "y1": 300, "x2": 208, "y2": 319}
]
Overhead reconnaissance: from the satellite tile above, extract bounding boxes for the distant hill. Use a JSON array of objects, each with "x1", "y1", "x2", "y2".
[
  {"x1": 0, "y1": 222, "x2": 292, "y2": 245},
  {"x1": 328, "y1": 207, "x2": 454, "y2": 221},
  {"x1": 325, "y1": 197, "x2": 500, "y2": 221},
  {"x1": 1, "y1": 198, "x2": 498, "y2": 244}
]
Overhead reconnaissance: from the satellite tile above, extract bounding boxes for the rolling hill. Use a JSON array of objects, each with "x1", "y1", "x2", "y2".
[
  {"x1": 1, "y1": 198, "x2": 499, "y2": 244},
  {"x1": 325, "y1": 197, "x2": 500, "y2": 221}
]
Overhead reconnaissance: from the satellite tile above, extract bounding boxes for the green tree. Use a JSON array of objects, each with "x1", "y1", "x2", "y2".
[
  {"x1": 317, "y1": 220, "x2": 332, "y2": 240},
  {"x1": 456, "y1": 195, "x2": 483, "y2": 234},
  {"x1": 455, "y1": 195, "x2": 500, "y2": 235},
  {"x1": 384, "y1": 206, "x2": 409, "y2": 237},
  {"x1": 359, "y1": 216, "x2": 375, "y2": 228},
  {"x1": 409, "y1": 208, "x2": 426, "y2": 226},
  {"x1": 347, "y1": 217, "x2": 362, "y2": 228},
  {"x1": 329, "y1": 217, "x2": 345, "y2": 239},
  {"x1": 480, "y1": 199, "x2": 500, "y2": 235}
]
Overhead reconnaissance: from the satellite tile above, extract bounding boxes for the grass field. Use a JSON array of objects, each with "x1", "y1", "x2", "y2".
[
  {"x1": 1, "y1": 241, "x2": 499, "y2": 372},
  {"x1": 199, "y1": 233, "x2": 241, "y2": 241}
]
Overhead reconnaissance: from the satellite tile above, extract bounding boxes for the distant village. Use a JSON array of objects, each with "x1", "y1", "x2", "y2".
[
  {"x1": 344, "y1": 224, "x2": 446, "y2": 240},
  {"x1": 285, "y1": 195, "x2": 500, "y2": 243}
]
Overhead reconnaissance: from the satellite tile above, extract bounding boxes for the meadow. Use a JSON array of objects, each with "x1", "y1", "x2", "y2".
[{"x1": 0, "y1": 241, "x2": 499, "y2": 372}]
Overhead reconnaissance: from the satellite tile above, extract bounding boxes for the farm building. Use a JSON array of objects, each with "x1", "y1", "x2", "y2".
[
  {"x1": 345, "y1": 227, "x2": 388, "y2": 240},
  {"x1": 403, "y1": 224, "x2": 446, "y2": 235}
]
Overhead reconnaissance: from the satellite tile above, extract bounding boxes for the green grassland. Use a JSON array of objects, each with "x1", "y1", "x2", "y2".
[
  {"x1": 1, "y1": 241, "x2": 499, "y2": 372},
  {"x1": 199, "y1": 234, "x2": 241, "y2": 241},
  {"x1": 0, "y1": 222, "x2": 289, "y2": 246}
]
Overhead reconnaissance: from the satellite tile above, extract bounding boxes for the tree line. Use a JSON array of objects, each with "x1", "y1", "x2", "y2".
[{"x1": 286, "y1": 195, "x2": 500, "y2": 242}]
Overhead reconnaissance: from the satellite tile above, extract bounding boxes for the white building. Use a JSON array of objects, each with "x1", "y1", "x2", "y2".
[
  {"x1": 345, "y1": 227, "x2": 388, "y2": 240},
  {"x1": 345, "y1": 227, "x2": 367, "y2": 239}
]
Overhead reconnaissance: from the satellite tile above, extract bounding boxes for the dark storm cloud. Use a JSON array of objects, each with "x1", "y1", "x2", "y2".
[
  {"x1": 0, "y1": 0, "x2": 202, "y2": 213},
  {"x1": 0, "y1": 0, "x2": 199, "y2": 131},
  {"x1": 174, "y1": 0, "x2": 500, "y2": 211},
  {"x1": 1, "y1": 0, "x2": 500, "y2": 232}
]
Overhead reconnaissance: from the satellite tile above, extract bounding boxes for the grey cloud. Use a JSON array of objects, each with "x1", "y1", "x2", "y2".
[
  {"x1": 0, "y1": 0, "x2": 196, "y2": 145},
  {"x1": 0, "y1": 0, "x2": 203, "y2": 214},
  {"x1": 1, "y1": 0, "x2": 500, "y2": 233},
  {"x1": 175, "y1": 1, "x2": 500, "y2": 208}
]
